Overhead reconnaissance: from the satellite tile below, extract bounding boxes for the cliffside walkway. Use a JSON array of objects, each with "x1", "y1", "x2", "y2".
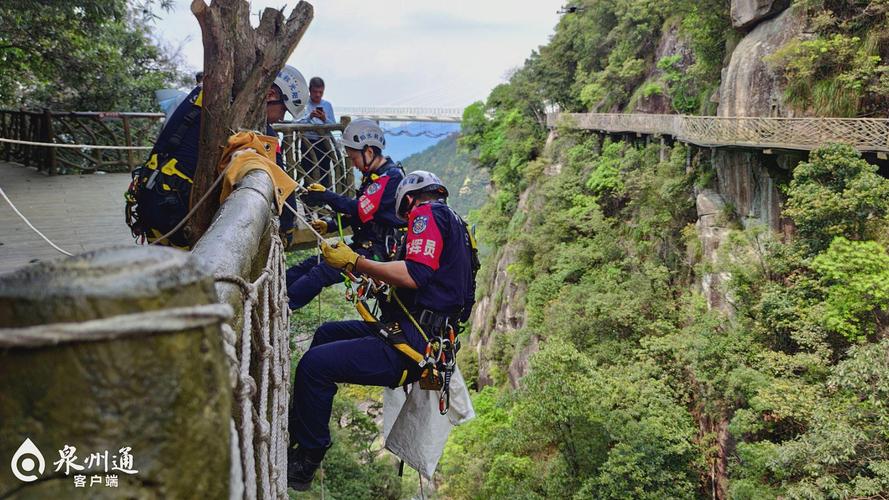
[{"x1": 548, "y1": 113, "x2": 889, "y2": 154}]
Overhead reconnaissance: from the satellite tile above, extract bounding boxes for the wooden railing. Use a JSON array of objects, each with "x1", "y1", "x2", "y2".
[
  {"x1": 0, "y1": 109, "x2": 164, "y2": 174},
  {"x1": 548, "y1": 113, "x2": 889, "y2": 153}
]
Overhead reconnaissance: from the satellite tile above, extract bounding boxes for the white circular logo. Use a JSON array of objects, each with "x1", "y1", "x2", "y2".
[
  {"x1": 365, "y1": 182, "x2": 380, "y2": 196},
  {"x1": 11, "y1": 438, "x2": 45, "y2": 482}
]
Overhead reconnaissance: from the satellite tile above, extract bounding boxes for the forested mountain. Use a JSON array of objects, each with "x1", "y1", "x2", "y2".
[
  {"x1": 442, "y1": 1, "x2": 889, "y2": 499},
  {"x1": 401, "y1": 133, "x2": 490, "y2": 217}
]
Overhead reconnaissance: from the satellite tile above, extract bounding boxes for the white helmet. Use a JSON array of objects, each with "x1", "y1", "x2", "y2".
[
  {"x1": 273, "y1": 65, "x2": 308, "y2": 118},
  {"x1": 341, "y1": 119, "x2": 386, "y2": 150},
  {"x1": 395, "y1": 170, "x2": 449, "y2": 219}
]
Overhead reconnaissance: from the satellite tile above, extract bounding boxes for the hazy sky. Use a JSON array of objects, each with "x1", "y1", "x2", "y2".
[{"x1": 152, "y1": 1, "x2": 563, "y2": 109}]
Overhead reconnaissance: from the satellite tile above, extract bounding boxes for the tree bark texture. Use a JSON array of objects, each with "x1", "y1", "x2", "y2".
[
  {"x1": 187, "y1": 0, "x2": 313, "y2": 244},
  {"x1": 0, "y1": 246, "x2": 231, "y2": 499}
]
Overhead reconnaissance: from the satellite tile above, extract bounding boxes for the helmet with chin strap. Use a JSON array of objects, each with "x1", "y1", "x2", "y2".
[
  {"x1": 273, "y1": 65, "x2": 309, "y2": 118},
  {"x1": 395, "y1": 170, "x2": 448, "y2": 220},
  {"x1": 341, "y1": 119, "x2": 386, "y2": 151}
]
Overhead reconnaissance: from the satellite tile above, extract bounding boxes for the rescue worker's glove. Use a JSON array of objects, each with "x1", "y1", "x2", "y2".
[
  {"x1": 301, "y1": 183, "x2": 329, "y2": 206},
  {"x1": 309, "y1": 218, "x2": 328, "y2": 234},
  {"x1": 321, "y1": 241, "x2": 361, "y2": 272}
]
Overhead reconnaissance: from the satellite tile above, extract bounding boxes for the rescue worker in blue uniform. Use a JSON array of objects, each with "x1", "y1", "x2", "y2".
[
  {"x1": 125, "y1": 65, "x2": 309, "y2": 248},
  {"x1": 285, "y1": 119, "x2": 405, "y2": 310},
  {"x1": 286, "y1": 171, "x2": 477, "y2": 491}
]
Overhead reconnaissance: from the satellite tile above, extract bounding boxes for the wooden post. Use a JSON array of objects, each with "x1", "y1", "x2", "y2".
[
  {"x1": 42, "y1": 109, "x2": 57, "y2": 175},
  {"x1": 0, "y1": 246, "x2": 232, "y2": 498},
  {"x1": 92, "y1": 146, "x2": 102, "y2": 172},
  {"x1": 187, "y1": 0, "x2": 314, "y2": 245},
  {"x1": 122, "y1": 116, "x2": 135, "y2": 172}
]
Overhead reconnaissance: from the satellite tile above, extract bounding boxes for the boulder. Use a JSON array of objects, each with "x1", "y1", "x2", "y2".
[
  {"x1": 719, "y1": 7, "x2": 805, "y2": 117},
  {"x1": 731, "y1": 0, "x2": 791, "y2": 30}
]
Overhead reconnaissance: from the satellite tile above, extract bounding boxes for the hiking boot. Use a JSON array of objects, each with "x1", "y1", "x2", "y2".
[{"x1": 287, "y1": 446, "x2": 327, "y2": 491}]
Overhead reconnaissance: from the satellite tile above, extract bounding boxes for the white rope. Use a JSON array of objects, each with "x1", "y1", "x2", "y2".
[
  {"x1": 0, "y1": 303, "x2": 233, "y2": 348},
  {"x1": 218, "y1": 225, "x2": 291, "y2": 499},
  {"x1": 283, "y1": 199, "x2": 327, "y2": 243},
  {"x1": 0, "y1": 137, "x2": 152, "y2": 150},
  {"x1": 0, "y1": 184, "x2": 74, "y2": 256}
]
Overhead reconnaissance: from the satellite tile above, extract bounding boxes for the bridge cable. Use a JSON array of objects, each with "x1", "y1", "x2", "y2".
[{"x1": 0, "y1": 184, "x2": 73, "y2": 256}]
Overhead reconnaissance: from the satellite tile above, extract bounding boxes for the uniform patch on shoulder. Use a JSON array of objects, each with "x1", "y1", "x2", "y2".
[
  {"x1": 365, "y1": 182, "x2": 381, "y2": 195},
  {"x1": 411, "y1": 215, "x2": 428, "y2": 234}
]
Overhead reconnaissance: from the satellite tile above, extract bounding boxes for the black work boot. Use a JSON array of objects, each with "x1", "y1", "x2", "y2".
[{"x1": 287, "y1": 446, "x2": 328, "y2": 491}]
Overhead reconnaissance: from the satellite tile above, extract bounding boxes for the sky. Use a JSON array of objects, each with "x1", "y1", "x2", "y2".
[{"x1": 152, "y1": 0, "x2": 564, "y2": 109}]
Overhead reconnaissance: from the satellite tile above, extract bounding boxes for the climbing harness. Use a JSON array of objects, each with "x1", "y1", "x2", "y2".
[
  {"x1": 284, "y1": 188, "x2": 463, "y2": 414},
  {"x1": 340, "y1": 270, "x2": 460, "y2": 415},
  {"x1": 125, "y1": 91, "x2": 203, "y2": 243}
]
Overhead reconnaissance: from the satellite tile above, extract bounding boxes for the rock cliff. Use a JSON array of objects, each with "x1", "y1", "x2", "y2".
[{"x1": 471, "y1": 1, "x2": 809, "y2": 383}]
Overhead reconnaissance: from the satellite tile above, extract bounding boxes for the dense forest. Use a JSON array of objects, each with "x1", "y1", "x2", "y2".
[{"x1": 441, "y1": 0, "x2": 889, "y2": 499}]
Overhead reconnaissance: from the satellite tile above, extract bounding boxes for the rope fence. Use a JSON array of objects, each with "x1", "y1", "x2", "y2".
[
  {"x1": 549, "y1": 112, "x2": 889, "y2": 153},
  {"x1": 216, "y1": 227, "x2": 291, "y2": 500},
  {"x1": 273, "y1": 122, "x2": 355, "y2": 248},
  {"x1": 0, "y1": 137, "x2": 153, "y2": 150}
]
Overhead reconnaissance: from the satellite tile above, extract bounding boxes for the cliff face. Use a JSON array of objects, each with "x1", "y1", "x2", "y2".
[
  {"x1": 470, "y1": 1, "x2": 804, "y2": 385},
  {"x1": 697, "y1": 3, "x2": 801, "y2": 311}
]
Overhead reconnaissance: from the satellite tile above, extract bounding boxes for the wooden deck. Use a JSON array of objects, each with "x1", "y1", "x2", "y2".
[{"x1": 0, "y1": 161, "x2": 135, "y2": 275}]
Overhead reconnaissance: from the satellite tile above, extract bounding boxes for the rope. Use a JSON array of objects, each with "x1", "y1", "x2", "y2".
[
  {"x1": 0, "y1": 185, "x2": 73, "y2": 256},
  {"x1": 283, "y1": 199, "x2": 327, "y2": 243},
  {"x1": 217, "y1": 225, "x2": 291, "y2": 499},
  {"x1": 0, "y1": 303, "x2": 232, "y2": 348},
  {"x1": 0, "y1": 137, "x2": 152, "y2": 150}
]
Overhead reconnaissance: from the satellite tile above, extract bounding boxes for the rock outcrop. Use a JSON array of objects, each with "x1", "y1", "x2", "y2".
[
  {"x1": 731, "y1": 0, "x2": 791, "y2": 29},
  {"x1": 713, "y1": 150, "x2": 792, "y2": 232},
  {"x1": 695, "y1": 188, "x2": 734, "y2": 311},
  {"x1": 718, "y1": 6, "x2": 803, "y2": 117},
  {"x1": 633, "y1": 21, "x2": 695, "y2": 114}
]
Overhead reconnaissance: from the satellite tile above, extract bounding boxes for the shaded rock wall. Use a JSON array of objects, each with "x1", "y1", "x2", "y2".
[{"x1": 633, "y1": 21, "x2": 695, "y2": 114}]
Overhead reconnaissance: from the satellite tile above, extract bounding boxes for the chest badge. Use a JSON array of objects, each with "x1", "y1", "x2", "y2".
[{"x1": 365, "y1": 182, "x2": 381, "y2": 196}]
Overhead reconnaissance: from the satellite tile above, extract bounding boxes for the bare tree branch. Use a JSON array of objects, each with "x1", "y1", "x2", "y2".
[{"x1": 186, "y1": 0, "x2": 313, "y2": 243}]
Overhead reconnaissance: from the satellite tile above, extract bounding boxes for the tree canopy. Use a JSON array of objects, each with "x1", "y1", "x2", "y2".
[{"x1": 0, "y1": 0, "x2": 187, "y2": 111}]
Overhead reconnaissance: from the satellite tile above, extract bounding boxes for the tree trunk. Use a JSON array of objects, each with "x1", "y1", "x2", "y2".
[{"x1": 187, "y1": 0, "x2": 313, "y2": 245}]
